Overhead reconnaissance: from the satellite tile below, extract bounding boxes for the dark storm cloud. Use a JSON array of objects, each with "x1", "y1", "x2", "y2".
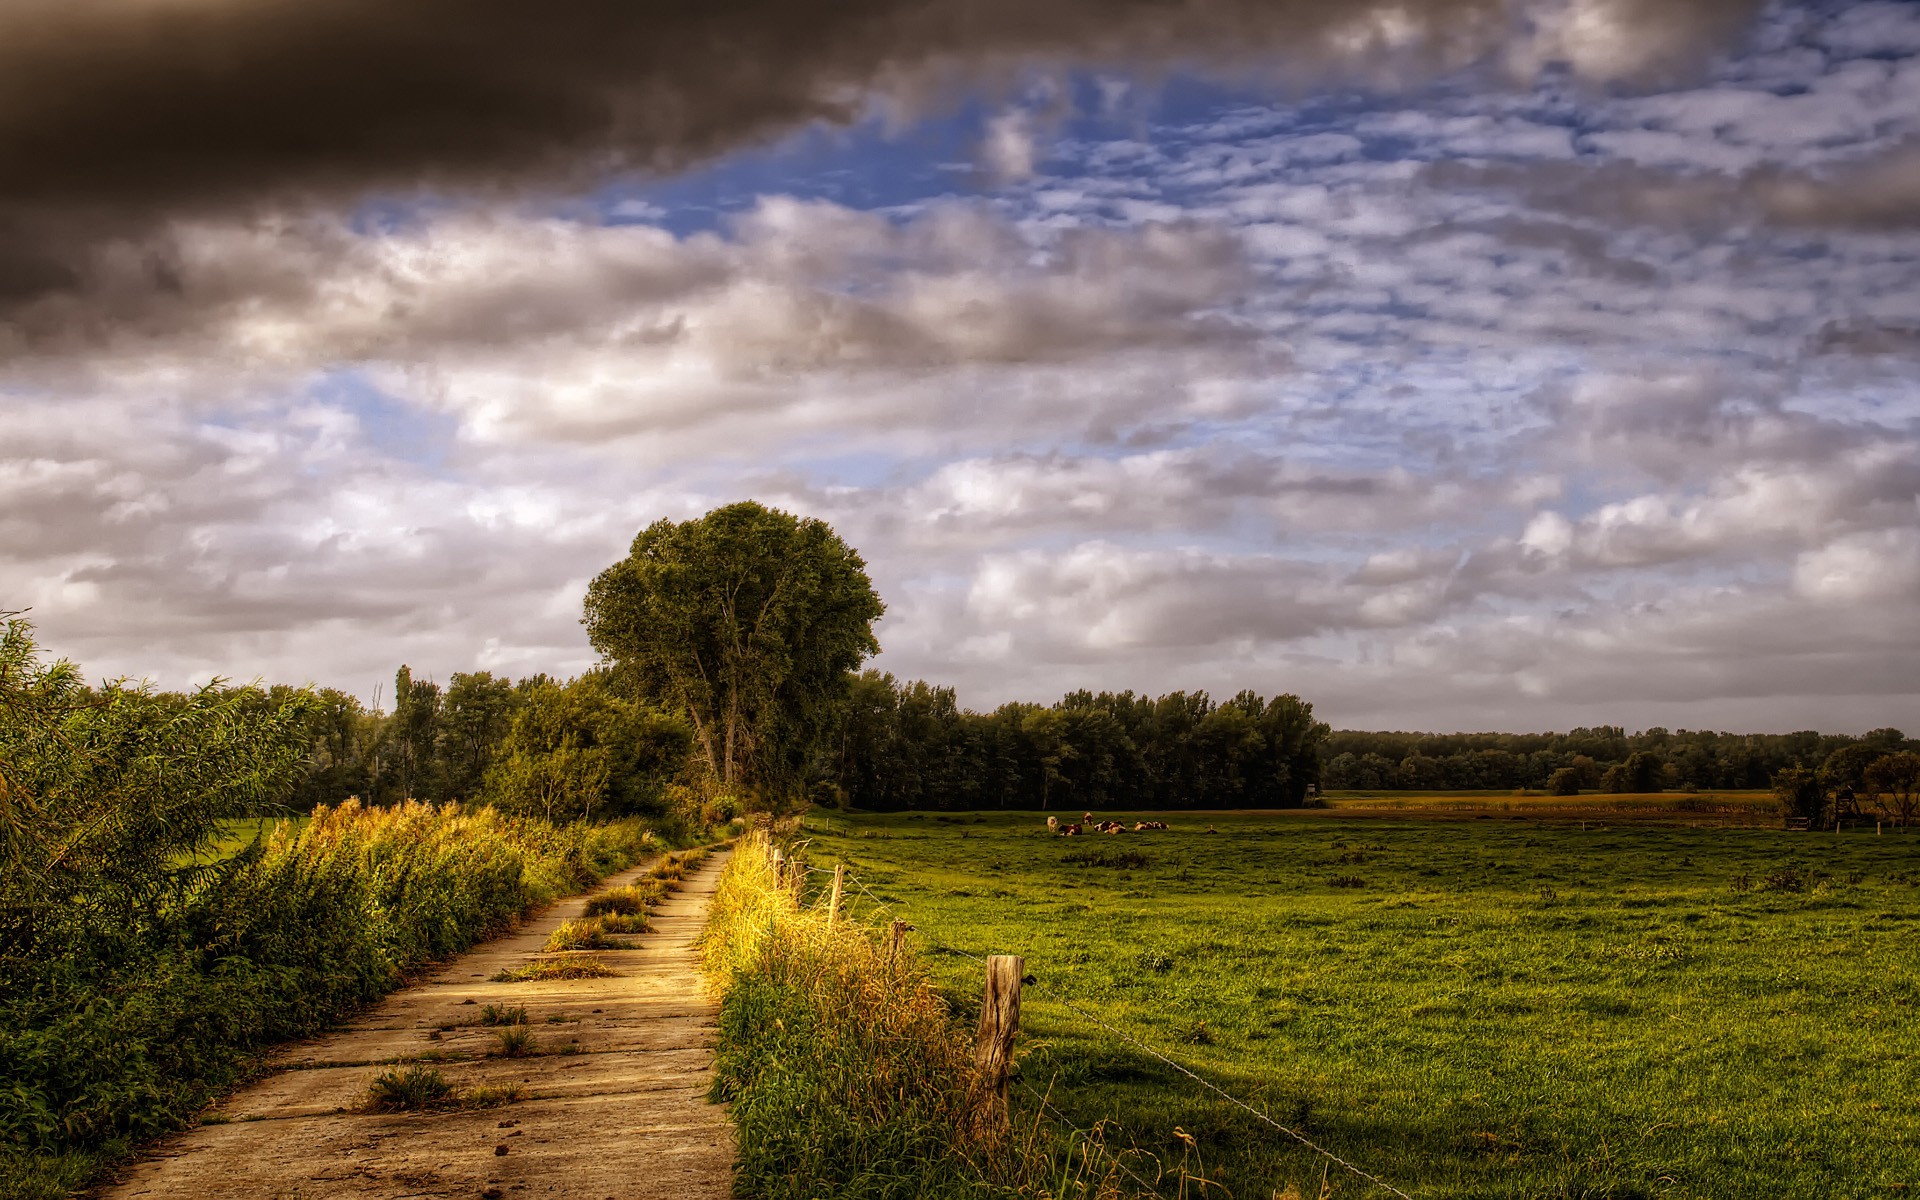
[
  {"x1": 0, "y1": 0, "x2": 1763, "y2": 310},
  {"x1": 1426, "y1": 136, "x2": 1920, "y2": 235},
  {"x1": 1809, "y1": 320, "x2": 1920, "y2": 357},
  {"x1": 1760, "y1": 138, "x2": 1920, "y2": 230}
]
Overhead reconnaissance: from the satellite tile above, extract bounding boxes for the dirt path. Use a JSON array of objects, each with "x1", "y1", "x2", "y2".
[{"x1": 99, "y1": 849, "x2": 736, "y2": 1200}]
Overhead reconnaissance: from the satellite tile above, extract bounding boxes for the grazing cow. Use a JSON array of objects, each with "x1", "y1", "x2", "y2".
[{"x1": 1047, "y1": 816, "x2": 1059, "y2": 831}]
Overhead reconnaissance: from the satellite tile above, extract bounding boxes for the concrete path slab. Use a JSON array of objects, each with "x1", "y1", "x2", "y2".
[{"x1": 96, "y1": 850, "x2": 735, "y2": 1200}]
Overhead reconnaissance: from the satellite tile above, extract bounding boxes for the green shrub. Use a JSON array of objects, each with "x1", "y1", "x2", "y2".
[{"x1": 479, "y1": 1004, "x2": 528, "y2": 1027}]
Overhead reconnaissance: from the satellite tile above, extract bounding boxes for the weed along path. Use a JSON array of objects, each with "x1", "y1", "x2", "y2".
[{"x1": 99, "y1": 848, "x2": 736, "y2": 1200}]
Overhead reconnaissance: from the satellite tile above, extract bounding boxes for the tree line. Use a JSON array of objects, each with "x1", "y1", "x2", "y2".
[
  {"x1": 263, "y1": 666, "x2": 693, "y2": 822},
  {"x1": 829, "y1": 674, "x2": 1329, "y2": 811},
  {"x1": 1320, "y1": 726, "x2": 1916, "y2": 796}
]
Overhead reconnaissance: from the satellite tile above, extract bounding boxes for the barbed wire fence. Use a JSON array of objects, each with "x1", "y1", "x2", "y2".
[{"x1": 787, "y1": 849, "x2": 1416, "y2": 1199}]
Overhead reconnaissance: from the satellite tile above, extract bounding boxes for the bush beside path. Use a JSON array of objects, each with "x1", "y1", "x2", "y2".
[{"x1": 95, "y1": 849, "x2": 736, "y2": 1200}]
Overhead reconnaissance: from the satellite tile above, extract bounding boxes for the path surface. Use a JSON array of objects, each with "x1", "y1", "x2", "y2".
[{"x1": 99, "y1": 850, "x2": 735, "y2": 1200}]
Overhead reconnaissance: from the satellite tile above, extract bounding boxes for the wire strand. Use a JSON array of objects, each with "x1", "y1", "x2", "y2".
[{"x1": 802, "y1": 853, "x2": 1415, "y2": 1200}]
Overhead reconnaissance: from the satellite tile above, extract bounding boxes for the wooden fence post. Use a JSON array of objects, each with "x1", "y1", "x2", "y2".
[
  {"x1": 973, "y1": 955, "x2": 1024, "y2": 1123},
  {"x1": 827, "y1": 865, "x2": 845, "y2": 929},
  {"x1": 888, "y1": 919, "x2": 910, "y2": 971}
]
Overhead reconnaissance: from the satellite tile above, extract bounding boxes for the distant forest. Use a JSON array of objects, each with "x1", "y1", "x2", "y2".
[
  {"x1": 1318, "y1": 726, "x2": 1913, "y2": 793},
  {"x1": 183, "y1": 667, "x2": 1915, "y2": 815},
  {"x1": 832, "y1": 673, "x2": 1328, "y2": 811},
  {"x1": 829, "y1": 673, "x2": 1915, "y2": 810}
]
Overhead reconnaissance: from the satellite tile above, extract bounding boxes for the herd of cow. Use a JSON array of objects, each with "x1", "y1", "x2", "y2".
[{"x1": 1047, "y1": 813, "x2": 1171, "y2": 836}]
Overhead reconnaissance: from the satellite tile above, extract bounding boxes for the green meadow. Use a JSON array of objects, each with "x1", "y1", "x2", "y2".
[
  {"x1": 800, "y1": 809, "x2": 1920, "y2": 1199},
  {"x1": 195, "y1": 815, "x2": 310, "y2": 862}
]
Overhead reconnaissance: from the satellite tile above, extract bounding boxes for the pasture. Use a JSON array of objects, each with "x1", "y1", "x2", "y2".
[
  {"x1": 196, "y1": 815, "x2": 310, "y2": 861},
  {"x1": 800, "y1": 809, "x2": 1919, "y2": 1199},
  {"x1": 1317, "y1": 790, "x2": 1778, "y2": 825}
]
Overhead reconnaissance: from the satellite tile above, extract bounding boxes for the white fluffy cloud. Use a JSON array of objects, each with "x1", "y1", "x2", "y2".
[{"x1": 6, "y1": 2, "x2": 1919, "y2": 731}]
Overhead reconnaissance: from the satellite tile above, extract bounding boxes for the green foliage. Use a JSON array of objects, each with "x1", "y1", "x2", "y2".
[
  {"x1": 440, "y1": 670, "x2": 522, "y2": 799},
  {"x1": 0, "y1": 799, "x2": 650, "y2": 1177},
  {"x1": 1863, "y1": 750, "x2": 1920, "y2": 825},
  {"x1": 0, "y1": 625, "x2": 660, "y2": 1194},
  {"x1": 481, "y1": 672, "x2": 690, "y2": 822},
  {"x1": 704, "y1": 840, "x2": 1013, "y2": 1200},
  {"x1": 0, "y1": 616, "x2": 317, "y2": 942},
  {"x1": 584, "y1": 501, "x2": 885, "y2": 803},
  {"x1": 270, "y1": 662, "x2": 686, "y2": 816},
  {"x1": 1821, "y1": 742, "x2": 1883, "y2": 798},
  {"x1": 1545, "y1": 766, "x2": 1582, "y2": 795},
  {"x1": 1323, "y1": 725, "x2": 1914, "y2": 793},
  {"x1": 1772, "y1": 764, "x2": 1825, "y2": 821},
  {"x1": 1599, "y1": 749, "x2": 1665, "y2": 794},
  {"x1": 0, "y1": 1147, "x2": 95, "y2": 1200},
  {"x1": 834, "y1": 673, "x2": 1329, "y2": 810},
  {"x1": 805, "y1": 811, "x2": 1920, "y2": 1199}
]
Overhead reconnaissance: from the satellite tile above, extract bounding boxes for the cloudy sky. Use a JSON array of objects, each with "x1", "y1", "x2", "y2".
[{"x1": 4, "y1": 0, "x2": 1917, "y2": 732}]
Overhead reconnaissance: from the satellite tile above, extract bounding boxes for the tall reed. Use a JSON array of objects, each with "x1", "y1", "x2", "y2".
[{"x1": 702, "y1": 832, "x2": 1128, "y2": 1200}]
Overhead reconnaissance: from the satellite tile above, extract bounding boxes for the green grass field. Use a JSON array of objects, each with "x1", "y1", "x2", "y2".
[
  {"x1": 800, "y1": 809, "x2": 1920, "y2": 1199},
  {"x1": 188, "y1": 815, "x2": 310, "y2": 863},
  {"x1": 1318, "y1": 790, "x2": 1777, "y2": 818}
]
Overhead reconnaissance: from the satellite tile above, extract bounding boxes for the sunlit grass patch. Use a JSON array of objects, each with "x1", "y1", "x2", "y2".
[
  {"x1": 583, "y1": 881, "x2": 664, "y2": 917},
  {"x1": 461, "y1": 1083, "x2": 524, "y2": 1109},
  {"x1": 491, "y1": 1025, "x2": 540, "y2": 1057},
  {"x1": 365, "y1": 1064, "x2": 525, "y2": 1112},
  {"x1": 366, "y1": 1065, "x2": 455, "y2": 1112},
  {"x1": 490, "y1": 956, "x2": 619, "y2": 982},
  {"x1": 545, "y1": 918, "x2": 635, "y2": 951},
  {"x1": 595, "y1": 912, "x2": 653, "y2": 934},
  {"x1": 479, "y1": 1003, "x2": 528, "y2": 1026}
]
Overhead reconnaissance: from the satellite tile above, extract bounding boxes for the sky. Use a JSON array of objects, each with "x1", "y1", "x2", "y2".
[{"x1": 2, "y1": 0, "x2": 1917, "y2": 732}]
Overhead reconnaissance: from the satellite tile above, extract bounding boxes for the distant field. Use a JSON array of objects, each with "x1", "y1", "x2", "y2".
[
  {"x1": 190, "y1": 816, "x2": 309, "y2": 863},
  {"x1": 801, "y1": 810, "x2": 1919, "y2": 1199},
  {"x1": 1317, "y1": 789, "x2": 1779, "y2": 824}
]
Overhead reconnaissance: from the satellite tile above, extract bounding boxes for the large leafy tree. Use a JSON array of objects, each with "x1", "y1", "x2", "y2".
[
  {"x1": 583, "y1": 502, "x2": 884, "y2": 802},
  {"x1": 441, "y1": 670, "x2": 523, "y2": 800},
  {"x1": 1864, "y1": 751, "x2": 1920, "y2": 826}
]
